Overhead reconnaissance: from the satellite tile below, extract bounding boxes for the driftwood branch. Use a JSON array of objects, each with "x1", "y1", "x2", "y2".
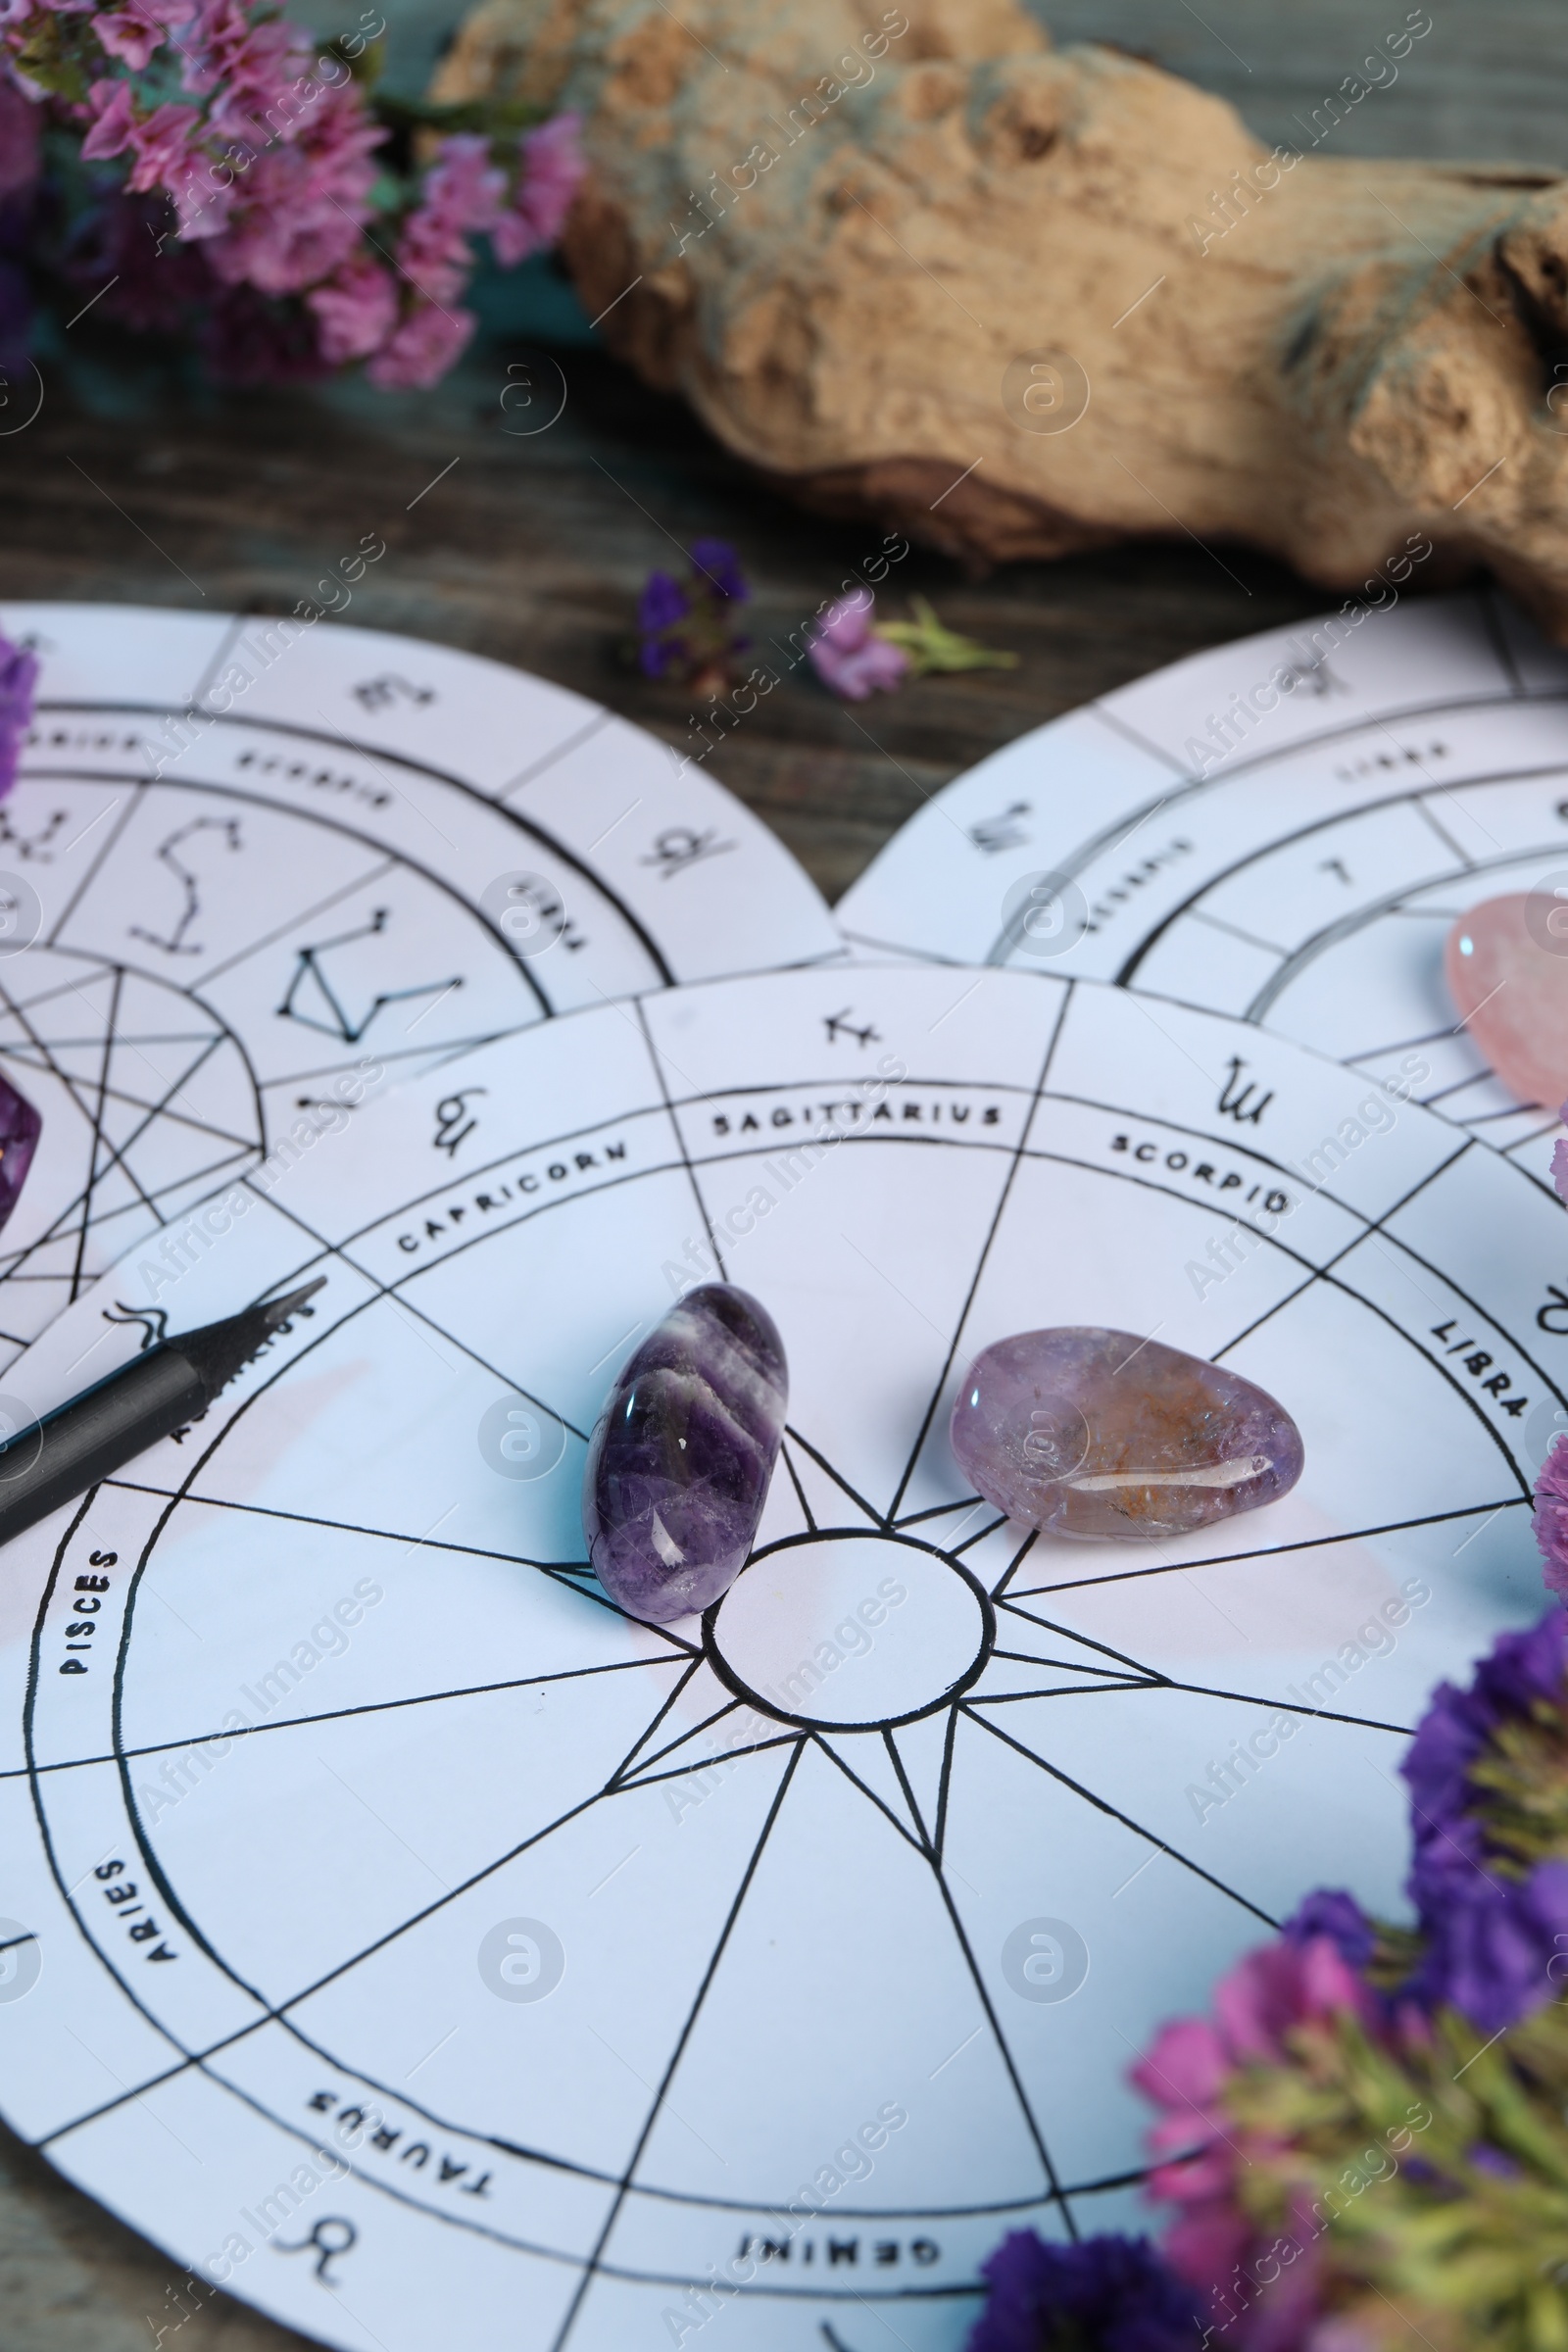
[{"x1": 435, "y1": 0, "x2": 1568, "y2": 632}]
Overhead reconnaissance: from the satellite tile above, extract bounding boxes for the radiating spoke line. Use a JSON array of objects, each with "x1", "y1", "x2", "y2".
[
  {"x1": 549, "y1": 1742, "x2": 806, "y2": 2352},
  {"x1": 613, "y1": 1736, "x2": 801, "y2": 1794},
  {"x1": 888, "y1": 987, "x2": 1073, "y2": 1521},
  {"x1": 611, "y1": 1696, "x2": 740, "y2": 1787},
  {"x1": 949, "y1": 1514, "x2": 1006, "y2": 1556},
  {"x1": 968, "y1": 1682, "x2": 1162, "y2": 1706},
  {"x1": 1006, "y1": 1498, "x2": 1527, "y2": 1598},
  {"x1": 7, "y1": 1657, "x2": 669, "y2": 1783},
  {"x1": 884, "y1": 1727, "x2": 934, "y2": 1850},
  {"x1": 963, "y1": 1705, "x2": 1277, "y2": 1926},
  {"x1": 923, "y1": 1840, "x2": 1071, "y2": 2225},
  {"x1": 809, "y1": 1733, "x2": 924, "y2": 1852},
  {"x1": 893, "y1": 1493, "x2": 984, "y2": 1531},
  {"x1": 992, "y1": 1605, "x2": 1162, "y2": 1675},
  {"x1": 778, "y1": 1439, "x2": 816, "y2": 1534},
  {"x1": 933, "y1": 1702, "x2": 960, "y2": 1863},
  {"x1": 100, "y1": 1475, "x2": 611, "y2": 1593},
  {"x1": 987, "y1": 1644, "x2": 1160, "y2": 1683},
  {"x1": 990, "y1": 1528, "x2": 1039, "y2": 1599},
  {"x1": 985, "y1": 1600, "x2": 1164, "y2": 1687},
  {"x1": 1155, "y1": 1677, "x2": 1416, "y2": 1737},
  {"x1": 781, "y1": 1422, "x2": 886, "y2": 1529},
  {"x1": 606, "y1": 1657, "x2": 710, "y2": 1784}
]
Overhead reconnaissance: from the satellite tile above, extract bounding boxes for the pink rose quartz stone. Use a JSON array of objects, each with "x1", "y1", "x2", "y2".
[{"x1": 1445, "y1": 893, "x2": 1568, "y2": 1110}]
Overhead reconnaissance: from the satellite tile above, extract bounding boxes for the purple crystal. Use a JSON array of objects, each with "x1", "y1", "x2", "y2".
[
  {"x1": 583, "y1": 1284, "x2": 788, "y2": 1624},
  {"x1": 0, "y1": 1069, "x2": 39, "y2": 1231},
  {"x1": 950, "y1": 1327, "x2": 1303, "y2": 1541}
]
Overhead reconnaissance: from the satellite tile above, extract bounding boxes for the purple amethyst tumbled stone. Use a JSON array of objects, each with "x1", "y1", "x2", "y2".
[
  {"x1": 0, "y1": 1068, "x2": 39, "y2": 1231},
  {"x1": 583, "y1": 1284, "x2": 788, "y2": 1624},
  {"x1": 951, "y1": 1327, "x2": 1302, "y2": 1541}
]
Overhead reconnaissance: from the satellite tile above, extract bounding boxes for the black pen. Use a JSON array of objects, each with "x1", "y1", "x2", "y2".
[{"x1": 0, "y1": 1278, "x2": 326, "y2": 1548}]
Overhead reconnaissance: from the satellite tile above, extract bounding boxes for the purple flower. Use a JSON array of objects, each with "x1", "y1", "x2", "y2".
[
  {"x1": 1551, "y1": 1102, "x2": 1568, "y2": 1208},
  {"x1": 688, "y1": 537, "x2": 748, "y2": 603},
  {"x1": 1403, "y1": 1850, "x2": 1568, "y2": 2036},
  {"x1": 808, "y1": 591, "x2": 910, "y2": 701},
  {"x1": 968, "y1": 2230, "x2": 1202, "y2": 2352},
  {"x1": 1404, "y1": 1608, "x2": 1565, "y2": 1840},
  {"x1": 1400, "y1": 1607, "x2": 1568, "y2": 2033},
  {"x1": 0, "y1": 629, "x2": 37, "y2": 801},
  {"x1": 1282, "y1": 1890, "x2": 1376, "y2": 1974},
  {"x1": 633, "y1": 544, "x2": 749, "y2": 687},
  {"x1": 637, "y1": 570, "x2": 689, "y2": 676}
]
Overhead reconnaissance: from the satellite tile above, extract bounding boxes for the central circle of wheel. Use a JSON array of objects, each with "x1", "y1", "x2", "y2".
[{"x1": 703, "y1": 1529, "x2": 996, "y2": 1734}]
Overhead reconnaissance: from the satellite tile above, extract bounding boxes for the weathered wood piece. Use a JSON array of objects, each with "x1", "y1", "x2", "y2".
[{"x1": 432, "y1": 0, "x2": 1568, "y2": 635}]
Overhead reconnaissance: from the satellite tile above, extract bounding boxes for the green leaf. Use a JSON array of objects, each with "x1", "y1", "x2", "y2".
[{"x1": 873, "y1": 595, "x2": 1018, "y2": 675}]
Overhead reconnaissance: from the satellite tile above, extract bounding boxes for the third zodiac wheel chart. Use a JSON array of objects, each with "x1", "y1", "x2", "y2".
[
  {"x1": 836, "y1": 589, "x2": 1568, "y2": 1188},
  {"x1": 0, "y1": 962, "x2": 1559, "y2": 2351}
]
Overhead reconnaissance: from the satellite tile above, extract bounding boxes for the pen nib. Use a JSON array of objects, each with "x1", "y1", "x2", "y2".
[
  {"x1": 173, "y1": 1275, "x2": 329, "y2": 1405},
  {"x1": 260, "y1": 1277, "x2": 327, "y2": 1331}
]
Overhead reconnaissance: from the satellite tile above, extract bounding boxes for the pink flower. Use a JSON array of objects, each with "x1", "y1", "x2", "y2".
[
  {"x1": 206, "y1": 80, "x2": 381, "y2": 291},
  {"x1": 392, "y1": 132, "x2": 502, "y2": 309},
  {"x1": 92, "y1": 4, "x2": 170, "y2": 69},
  {"x1": 491, "y1": 110, "x2": 583, "y2": 266},
  {"x1": 423, "y1": 130, "x2": 506, "y2": 234},
  {"x1": 366, "y1": 301, "x2": 475, "y2": 391},
  {"x1": 0, "y1": 74, "x2": 40, "y2": 199},
  {"x1": 122, "y1": 97, "x2": 203, "y2": 190},
  {"x1": 307, "y1": 253, "x2": 397, "y2": 365},
  {"x1": 1535, "y1": 1433, "x2": 1568, "y2": 1599},
  {"x1": 1133, "y1": 1931, "x2": 1375, "y2": 2351},
  {"x1": 79, "y1": 76, "x2": 138, "y2": 160},
  {"x1": 807, "y1": 591, "x2": 910, "y2": 700}
]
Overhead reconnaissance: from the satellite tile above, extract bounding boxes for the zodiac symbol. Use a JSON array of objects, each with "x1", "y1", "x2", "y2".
[
  {"x1": 1217, "y1": 1054, "x2": 1273, "y2": 1126},
  {"x1": 640, "y1": 826, "x2": 734, "y2": 879},
  {"x1": 968, "y1": 802, "x2": 1032, "y2": 856},
  {"x1": 823, "y1": 1009, "x2": 880, "y2": 1048},
  {"x1": 103, "y1": 1302, "x2": 170, "y2": 1352},
  {"x1": 352, "y1": 674, "x2": 433, "y2": 712},
  {"x1": 273, "y1": 2216, "x2": 357, "y2": 2287},
  {"x1": 434, "y1": 1089, "x2": 486, "y2": 1157}
]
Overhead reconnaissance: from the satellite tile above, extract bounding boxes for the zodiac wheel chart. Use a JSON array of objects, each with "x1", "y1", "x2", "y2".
[
  {"x1": 0, "y1": 601, "x2": 839, "y2": 1370},
  {"x1": 0, "y1": 961, "x2": 1561, "y2": 2352},
  {"x1": 836, "y1": 587, "x2": 1568, "y2": 1188}
]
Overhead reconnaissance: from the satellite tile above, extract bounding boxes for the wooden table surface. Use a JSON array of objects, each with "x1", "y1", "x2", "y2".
[{"x1": 2, "y1": 0, "x2": 1560, "y2": 2338}]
